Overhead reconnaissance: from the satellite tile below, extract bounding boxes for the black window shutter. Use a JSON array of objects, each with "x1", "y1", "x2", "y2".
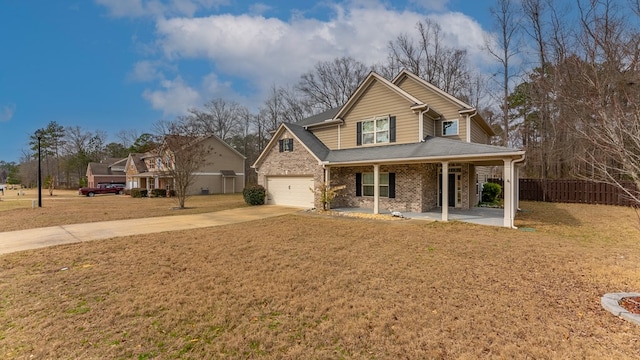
[
  {"x1": 278, "y1": 139, "x2": 283, "y2": 152},
  {"x1": 356, "y1": 122, "x2": 362, "y2": 146},
  {"x1": 355, "y1": 173, "x2": 362, "y2": 196},
  {"x1": 388, "y1": 172, "x2": 396, "y2": 198},
  {"x1": 290, "y1": 138, "x2": 294, "y2": 151},
  {"x1": 389, "y1": 116, "x2": 396, "y2": 143}
]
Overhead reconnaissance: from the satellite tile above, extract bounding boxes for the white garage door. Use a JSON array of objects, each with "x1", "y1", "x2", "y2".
[{"x1": 267, "y1": 177, "x2": 314, "y2": 208}]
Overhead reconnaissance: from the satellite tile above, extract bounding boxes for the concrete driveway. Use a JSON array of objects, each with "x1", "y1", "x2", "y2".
[{"x1": 0, "y1": 205, "x2": 301, "y2": 255}]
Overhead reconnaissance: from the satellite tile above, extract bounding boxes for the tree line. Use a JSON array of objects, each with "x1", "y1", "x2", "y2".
[{"x1": 8, "y1": 0, "x2": 640, "y2": 204}]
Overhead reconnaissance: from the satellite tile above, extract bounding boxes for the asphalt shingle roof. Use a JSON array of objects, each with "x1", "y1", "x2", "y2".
[
  {"x1": 324, "y1": 136, "x2": 520, "y2": 163},
  {"x1": 284, "y1": 123, "x2": 330, "y2": 161},
  {"x1": 295, "y1": 107, "x2": 340, "y2": 127}
]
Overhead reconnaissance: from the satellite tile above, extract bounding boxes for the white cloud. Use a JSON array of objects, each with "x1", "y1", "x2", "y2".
[
  {"x1": 0, "y1": 103, "x2": 16, "y2": 122},
  {"x1": 127, "y1": 1, "x2": 494, "y2": 114},
  {"x1": 142, "y1": 76, "x2": 201, "y2": 115},
  {"x1": 128, "y1": 60, "x2": 163, "y2": 82},
  {"x1": 425, "y1": 12, "x2": 496, "y2": 70}
]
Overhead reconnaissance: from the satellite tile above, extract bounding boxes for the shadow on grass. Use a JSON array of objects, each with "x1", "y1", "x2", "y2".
[{"x1": 516, "y1": 201, "x2": 582, "y2": 228}]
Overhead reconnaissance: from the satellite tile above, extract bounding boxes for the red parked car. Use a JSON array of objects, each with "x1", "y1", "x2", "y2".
[{"x1": 78, "y1": 184, "x2": 125, "y2": 197}]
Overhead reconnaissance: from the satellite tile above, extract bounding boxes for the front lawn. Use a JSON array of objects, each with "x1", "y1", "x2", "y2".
[
  {"x1": 0, "y1": 201, "x2": 639, "y2": 358},
  {"x1": 0, "y1": 190, "x2": 247, "y2": 231}
]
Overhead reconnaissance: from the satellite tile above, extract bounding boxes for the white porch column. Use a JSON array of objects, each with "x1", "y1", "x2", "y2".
[
  {"x1": 441, "y1": 161, "x2": 449, "y2": 221},
  {"x1": 515, "y1": 165, "x2": 520, "y2": 214},
  {"x1": 324, "y1": 166, "x2": 331, "y2": 210},
  {"x1": 503, "y1": 159, "x2": 513, "y2": 228},
  {"x1": 373, "y1": 164, "x2": 380, "y2": 214}
]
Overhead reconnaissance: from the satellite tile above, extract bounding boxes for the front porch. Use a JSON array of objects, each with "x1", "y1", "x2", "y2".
[{"x1": 332, "y1": 206, "x2": 506, "y2": 227}]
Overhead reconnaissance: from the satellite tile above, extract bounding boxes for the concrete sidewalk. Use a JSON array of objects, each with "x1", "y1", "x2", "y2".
[{"x1": 0, "y1": 205, "x2": 301, "y2": 255}]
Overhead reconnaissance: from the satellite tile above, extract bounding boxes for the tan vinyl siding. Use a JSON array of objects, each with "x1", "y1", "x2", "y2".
[
  {"x1": 423, "y1": 116, "x2": 436, "y2": 138},
  {"x1": 312, "y1": 126, "x2": 339, "y2": 149},
  {"x1": 435, "y1": 115, "x2": 466, "y2": 142},
  {"x1": 470, "y1": 118, "x2": 490, "y2": 144},
  {"x1": 340, "y1": 81, "x2": 418, "y2": 149},
  {"x1": 397, "y1": 76, "x2": 469, "y2": 141}
]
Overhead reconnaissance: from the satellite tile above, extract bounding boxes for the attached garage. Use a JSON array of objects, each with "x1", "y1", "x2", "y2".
[{"x1": 266, "y1": 176, "x2": 315, "y2": 208}]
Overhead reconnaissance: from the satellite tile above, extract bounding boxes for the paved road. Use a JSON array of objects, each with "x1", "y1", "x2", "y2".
[{"x1": 0, "y1": 206, "x2": 301, "y2": 255}]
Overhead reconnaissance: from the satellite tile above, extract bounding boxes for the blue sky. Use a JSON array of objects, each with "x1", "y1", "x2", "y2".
[{"x1": 0, "y1": 0, "x2": 496, "y2": 163}]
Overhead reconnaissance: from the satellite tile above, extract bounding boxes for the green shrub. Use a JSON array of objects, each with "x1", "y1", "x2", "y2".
[
  {"x1": 482, "y1": 182, "x2": 502, "y2": 204},
  {"x1": 243, "y1": 184, "x2": 266, "y2": 205},
  {"x1": 131, "y1": 188, "x2": 148, "y2": 198},
  {"x1": 151, "y1": 188, "x2": 167, "y2": 197}
]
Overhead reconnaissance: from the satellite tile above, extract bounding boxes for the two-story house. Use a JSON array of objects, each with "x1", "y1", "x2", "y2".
[
  {"x1": 252, "y1": 70, "x2": 525, "y2": 228},
  {"x1": 125, "y1": 134, "x2": 246, "y2": 195}
]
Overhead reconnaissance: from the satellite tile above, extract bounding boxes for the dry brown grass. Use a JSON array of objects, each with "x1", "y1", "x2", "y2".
[
  {"x1": 0, "y1": 190, "x2": 247, "y2": 231},
  {"x1": 1, "y1": 201, "x2": 640, "y2": 359}
]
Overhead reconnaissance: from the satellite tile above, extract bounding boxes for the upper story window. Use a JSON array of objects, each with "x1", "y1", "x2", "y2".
[
  {"x1": 357, "y1": 116, "x2": 396, "y2": 146},
  {"x1": 363, "y1": 116, "x2": 389, "y2": 144},
  {"x1": 279, "y1": 138, "x2": 293, "y2": 152},
  {"x1": 442, "y1": 120, "x2": 458, "y2": 136}
]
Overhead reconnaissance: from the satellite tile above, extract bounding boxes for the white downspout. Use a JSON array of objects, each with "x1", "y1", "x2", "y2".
[{"x1": 511, "y1": 154, "x2": 526, "y2": 222}]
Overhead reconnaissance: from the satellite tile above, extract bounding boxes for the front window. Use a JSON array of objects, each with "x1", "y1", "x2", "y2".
[
  {"x1": 442, "y1": 120, "x2": 458, "y2": 136},
  {"x1": 362, "y1": 172, "x2": 389, "y2": 197},
  {"x1": 362, "y1": 116, "x2": 390, "y2": 144}
]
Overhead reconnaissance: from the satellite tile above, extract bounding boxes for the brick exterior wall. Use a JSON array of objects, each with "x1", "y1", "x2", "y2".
[
  {"x1": 329, "y1": 163, "x2": 442, "y2": 212},
  {"x1": 256, "y1": 131, "x2": 480, "y2": 212},
  {"x1": 255, "y1": 130, "x2": 325, "y2": 209}
]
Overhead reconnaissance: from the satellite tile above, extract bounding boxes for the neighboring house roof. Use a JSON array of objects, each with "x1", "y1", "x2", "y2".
[
  {"x1": 87, "y1": 158, "x2": 127, "y2": 176},
  {"x1": 126, "y1": 153, "x2": 148, "y2": 173},
  {"x1": 323, "y1": 136, "x2": 523, "y2": 165},
  {"x1": 160, "y1": 134, "x2": 247, "y2": 160}
]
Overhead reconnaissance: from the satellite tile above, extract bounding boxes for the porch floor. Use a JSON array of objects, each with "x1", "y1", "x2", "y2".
[{"x1": 331, "y1": 206, "x2": 505, "y2": 227}]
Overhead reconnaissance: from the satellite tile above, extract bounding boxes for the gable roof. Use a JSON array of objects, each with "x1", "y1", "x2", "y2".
[
  {"x1": 335, "y1": 72, "x2": 424, "y2": 120},
  {"x1": 392, "y1": 69, "x2": 475, "y2": 109},
  {"x1": 393, "y1": 69, "x2": 495, "y2": 136},
  {"x1": 252, "y1": 122, "x2": 329, "y2": 168},
  {"x1": 154, "y1": 134, "x2": 247, "y2": 160},
  {"x1": 125, "y1": 153, "x2": 148, "y2": 173},
  {"x1": 87, "y1": 158, "x2": 127, "y2": 176}
]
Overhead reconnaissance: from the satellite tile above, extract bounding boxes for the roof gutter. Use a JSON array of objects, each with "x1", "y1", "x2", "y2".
[
  {"x1": 321, "y1": 150, "x2": 526, "y2": 166},
  {"x1": 411, "y1": 103, "x2": 442, "y2": 119},
  {"x1": 304, "y1": 118, "x2": 344, "y2": 130}
]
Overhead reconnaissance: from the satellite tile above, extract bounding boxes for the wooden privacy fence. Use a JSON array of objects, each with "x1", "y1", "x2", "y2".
[{"x1": 487, "y1": 178, "x2": 639, "y2": 207}]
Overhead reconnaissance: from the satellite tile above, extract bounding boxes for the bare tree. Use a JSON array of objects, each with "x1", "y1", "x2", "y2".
[
  {"x1": 568, "y1": 0, "x2": 640, "y2": 203},
  {"x1": 486, "y1": 0, "x2": 521, "y2": 146},
  {"x1": 386, "y1": 19, "x2": 472, "y2": 98},
  {"x1": 187, "y1": 98, "x2": 247, "y2": 142},
  {"x1": 296, "y1": 56, "x2": 370, "y2": 112},
  {"x1": 154, "y1": 118, "x2": 213, "y2": 209}
]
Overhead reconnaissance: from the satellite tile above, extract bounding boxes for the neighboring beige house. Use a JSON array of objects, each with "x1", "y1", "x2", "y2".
[
  {"x1": 252, "y1": 70, "x2": 526, "y2": 228},
  {"x1": 86, "y1": 158, "x2": 127, "y2": 187},
  {"x1": 125, "y1": 134, "x2": 246, "y2": 195}
]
